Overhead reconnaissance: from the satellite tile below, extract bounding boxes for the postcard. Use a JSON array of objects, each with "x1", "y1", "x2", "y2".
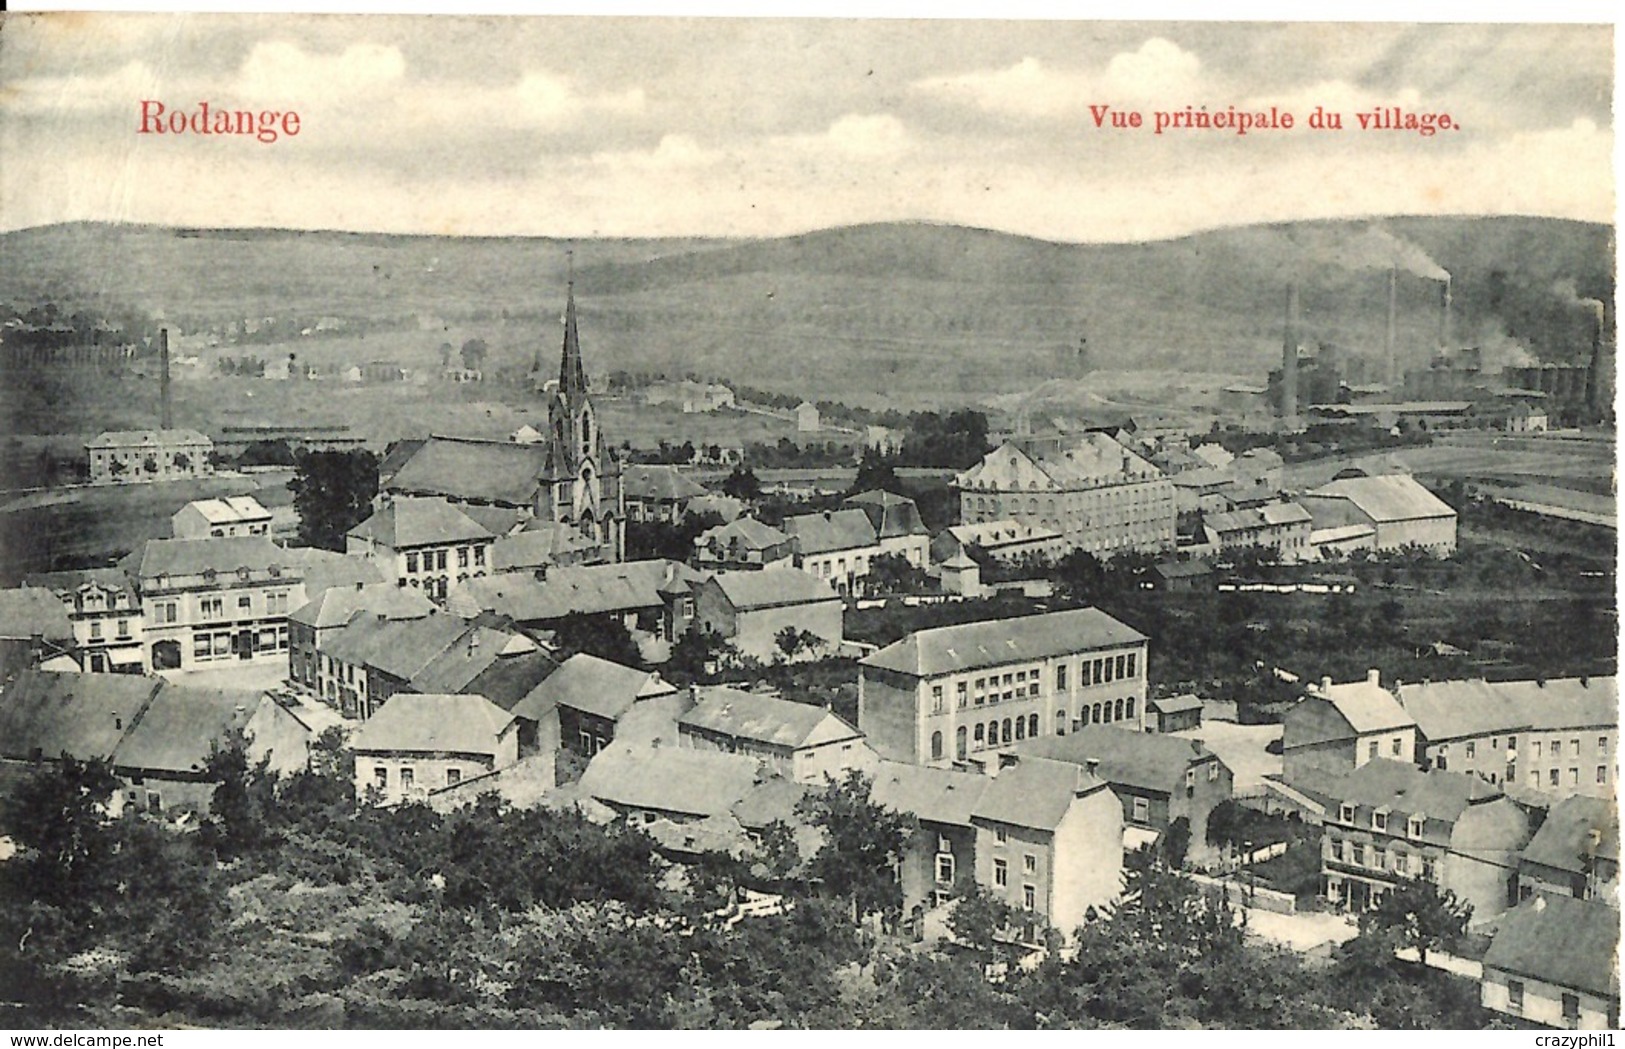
[{"x1": 0, "y1": 12, "x2": 1616, "y2": 1035}]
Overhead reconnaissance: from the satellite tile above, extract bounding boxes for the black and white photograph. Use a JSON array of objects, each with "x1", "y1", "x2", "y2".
[{"x1": 0, "y1": 10, "x2": 1616, "y2": 1032}]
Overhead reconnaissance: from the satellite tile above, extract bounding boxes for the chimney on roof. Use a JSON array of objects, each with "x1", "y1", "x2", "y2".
[
  {"x1": 355, "y1": 581, "x2": 365, "y2": 591},
  {"x1": 998, "y1": 753, "x2": 1019, "y2": 770},
  {"x1": 1367, "y1": 668, "x2": 1381, "y2": 687},
  {"x1": 112, "y1": 712, "x2": 122, "y2": 730},
  {"x1": 468, "y1": 632, "x2": 480, "y2": 655},
  {"x1": 1320, "y1": 675, "x2": 1333, "y2": 694},
  {"x1": 1084, "y1": 757, "x2": 1100, "y2": 777}
]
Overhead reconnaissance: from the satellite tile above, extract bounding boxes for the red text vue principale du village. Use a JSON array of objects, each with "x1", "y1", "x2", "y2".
[{"x1": 1089, "y1": 104, "x2": 1460, "y2": 137}]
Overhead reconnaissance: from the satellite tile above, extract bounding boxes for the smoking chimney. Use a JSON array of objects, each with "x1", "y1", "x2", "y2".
[
  {"x1": 159, "y1": 328, "x2": 173, "y2": 430},
  {"x1": 1438, "y1": 278, "x2": 1452, "y2": 350},
  {"x1": 1280, "y1": 284, "x2": 1299, "y2": 426},
  {"x1": 1386, "y1": 267, "x2": 1399, "y2": 386},
  {"x1": 1586, "y1": 299, "x2": 1607, "y2": 413}
]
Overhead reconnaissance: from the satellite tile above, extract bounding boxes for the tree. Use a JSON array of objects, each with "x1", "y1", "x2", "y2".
[
  {"x1": 947, "y1": 884, "x2": 1021, "y2": 960},
  {"x1": 850, "y1": 454, "x2": 903, "y2": 496},
  {"x1": 200, "y1": 731, "x2": 282, "y2": 859},
  {"x1": 288, "y1": 448, "x2": 380, "y2": 550},
  {"x1": 665, "y1": 626, "x2": 730, "y2": 682},
  {"x1": 460, "y1": 338, "x2": 488, "y2": 372},
  {"x1": 1358, "y1": 876, "x2": 1472, "y2": 967},
  {"x1": 796, "y1": 770, "x2": 915, "y2": 925},
  {"x1": 721, "y1": 465, "x2": 761, "y2": 501},
  {"x1": 3, "y1": 755, "x2": 122, "y2": 910},
  {"x1": 775, "y1": 626, "x2": 824, "y2": 661},
  {"x1": 550, "y1": 613, "x2": 642, "y2": 667},
  {"x1": 867, "y1": 552, "x2": 927, "y2": 596},
  {"x1": 1051, "y1": 549, "x2": 1108, "y2": 606}
]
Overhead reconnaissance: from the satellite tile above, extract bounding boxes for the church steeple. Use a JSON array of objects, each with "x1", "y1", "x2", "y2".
[{"x1": 558, "y1": 279, "x2": 588, "y2": 400}]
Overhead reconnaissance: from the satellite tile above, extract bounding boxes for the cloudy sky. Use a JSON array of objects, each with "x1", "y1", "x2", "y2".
[{"x1": 0, "y1": 14, "x2": 1612, "y2": 241}]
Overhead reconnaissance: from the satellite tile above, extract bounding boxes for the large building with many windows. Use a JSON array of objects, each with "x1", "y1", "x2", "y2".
[
  {"x1": 346, "y1": 497, "x2": 496, "y2": 602},
  {"x1": 953, "y1": 435, "x2": 1175, "y2": 557},
  {"x1": 122, "y1": 537, "x2": 305, "y2": 670},
  {"x1": 858, "y1": 607, "x2": 1150, "y2": 768}
]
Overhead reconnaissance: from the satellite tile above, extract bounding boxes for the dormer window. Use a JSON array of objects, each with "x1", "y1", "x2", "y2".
[
  {"x1": 202, "y1": 569, "x2": 216, "y2": 584},
  {"x1": 1372, "y1": 809, "x2": 1389, "y2": 832},
  {"x1": 237, "y1": 566, "x2": 251, "y2": 582},
  {"x1": 1339, "y1": 803, "x2": 1356, "y2": 824},
  {"x1": 1407, "y1": 814, "x2": 1425, "y2": 839}
]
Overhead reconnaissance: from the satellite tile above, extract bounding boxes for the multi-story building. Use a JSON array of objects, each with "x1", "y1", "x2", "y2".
[
  {"x1": 690, "y1": 568, "x2": 843, "y2": 663},
  {"x1": 858, "y1": 607, "x2": 1150, "y2": 767},
  {"x1": 23, "y1": 569, "x2": 146, "y2": 673},
  {"x1": 123, "y1": 537, "x2": 304, "y2": 671},
  {"x1": 953, "y1": 434, "x2": 1175, "y2": 557},
  {"x1": 318, "y1": 612, "x2": 537, "y2": 720},
  {"x1": 844, "y1": 490, "x2": 931, "y2": 569},
  {"x1": 1317, "y1": 759, "x2": 1531, "y2": 921},
  {"x1": 1481, "y1": 894, "x2": 1620, "y2": 1030},
  {"x1": 621, "y1": 464, "x2": 708, "y2": 524},
  {"x1": 693, "y1": 517, "x2": 796, "y2": 572},
  {"x1": 346, "y1": 497, "x2": 496, "y2": 602},
  {"x1": 782, "y1": 508, "x2": 879, "y2": 595},
  {"x1": 86, "y1": 429, "x2": 213, "y2": 485},
  {"x1": 511, "y1": 652, "x2": 682, "y2": 757},
  {"x1": 677, "y1": 687, "x2": 874, "y2": 784},
  {"x1": 1282, "y1": 670, "x2": 1417, "y2": 784},
  {"x1": 1397, "y1": 676, "x2": 1617, "y2": 798},
  {"x1": 1200, "y1": 502, "x2": 1313, "y2": 562},
  {"x1": 286, "y1": 581, "x2": 435, "y2": 692},
  {"x1": 171, "y1": 496, "x2": 271, "y2": 539}
]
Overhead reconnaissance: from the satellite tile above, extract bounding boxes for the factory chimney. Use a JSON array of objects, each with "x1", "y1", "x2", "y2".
[
  {"x1": 1438, "y1": 277, "x2": 1453, "y2": 350},
  {"x1": 1386, "y1": 267, "x2": 1399, "y2": 386},
  {"x1": 1586, "y1": 299, "x2": 1607, "y2": 413},
  {"x1": 1280, "y1": 283, "x2": 1299, "y2": 426},
  {"x1": 159, "y1": 328, "x2": 173, "y2": 430}
]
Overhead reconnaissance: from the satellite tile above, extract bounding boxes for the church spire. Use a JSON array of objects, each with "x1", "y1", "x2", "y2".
[{"x1": 558, "y1": 255, "x2": 588, "y2": 398}]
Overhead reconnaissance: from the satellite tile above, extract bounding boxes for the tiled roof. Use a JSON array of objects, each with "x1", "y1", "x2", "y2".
[
  {"x1": 322, "y1": 612, "x2": 472, "y2": 682},
  {"x1": 1483, "y1": 894, "x2": 1619, "y2": 1000},
  {"x1": 578, "y1": 743, "x2": 766, "y2": 819},
  {"x1": 783, "y1": 508, "x2": 877, "y2": 555},
  {"x1": 289, "y1": 581, "x2": 435, "y2": 630},
  {"x1": 1520, "y1": 794, "x2": 1618, "y2": 874},
  {"x1": 454, "y1": 650, "x2": 560, "y2": 712},
  {"x1": 861, "y1": 607, "x2": 1146, "y2": 678},
  {"x1": 1151, "y1": 693, "x2": 1204, "y2": 715},
  {"x1": 0, "y1": 587, "x2": 74, "y2": 642},
  {"x1": 1323, "y1": 678, "x2": 1416, "y2": 734},
  {"x1": 845, "y1": 490, "x2": 928, "y2": 539},
  {"x1": 1305, "y1": 474, "x2": 1456, "y2": 523},
  {"x1": 956, "y1": 434, "x2": 1164, "y2": 492},
  {"x1": 1318, "y1": 758, "x2": 1501, "y2": 825},
  {"x1": 453, "y1": 560, "x2": 692, "y2": 622},
  {"x1": 383, "y1": 435, "x2": 552, "y2": 507},
  {"x1": 0, "y1": 670, "x2": 162, "y2": 761},
  {"x1": 869, "y1": 760, "x2": 988, "y2": 827},
  {"x1": 696, "y1": 517, "x2": 793, "y2": 552},
  {"x1": 973, "y1": 755, "x2": 1110, "y2": 832},
  {"x1": 623, "y1": 464, "x2": 707, "y2": 503},
  {"x1": 1012, "y1": 727, "x2": 1219, "y2": 795},
  {"x1": 679, "y1": 688, "x2": 858, "y2": 750},
  {"x1": 943, "y1": 519, "x2": 1063, "y2": 548},
  {"x1": 1205, "y1": 502, "x2": 1313, "y2": 534},
  {"x1": 130, "y1": 536, "x2": 298, "y2": 579},
  {"x1": 180, "y1": 496, "x2": 271, "y2": 524},
  {"x1": 281, "y1": 547, "x2": 386, "y2": 596},
  {"x1": 351, "y1": 692, "x2": 515, "y2": 757},
  {"x1": 731, "y1": 775, "x2": 811, "y2": 830},
  {"x1": 510, "y1": 652, "x2": 673, "y2": 722},
  {"x1": 87, "y1": 428, "x2": 211, "y2": 448},
  {"x1": 492, "y1": 527, "x2": 599, "y2": 572},
  {"x1": 407, "y1": 626, "x2": 537, "y2": 695},
  {"x1": 112, "y1": 686, "x2": 276, "y2": 773},
  {"x1": 348, "y1": 497, "x2": 493, "y2": 549},
  {"x1": 708, "y1": 568, "x2": 837, "y2": 611},
  {"x1": 1398, "y1": 677, "x2": 1617, "y2": 742}
]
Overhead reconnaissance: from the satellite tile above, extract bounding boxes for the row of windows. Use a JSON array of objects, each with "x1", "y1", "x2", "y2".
[
  {"x1": 405, "y1": 545, "x2": 486, "y2": 573},
  {"x1": 86, "y1": 618, "x2": 134, "y2": 640},
  {"x1": 929, "y1": 653, "x2": 1140, "y2": 714},
  {"x1": 929, "y1": 694, "x2": 1144, "y2": 759},
  {"x1": 189, "y1": 625, "x2": 289, "y2": 660},
  {"x1": 1337, "y1": 803, "x2": 1427, "y2": 838},
  {"x1": 371, "y1": 765, "x2": 462, "y2": 790},
  {"x1": 1454, "y1": 735, "x2": 1610, "y2": 761},
  {"x1": 1327, "y1": 836, "x2": 1436, "y2": 879},
  {"x1": 989, "y1": 859, "x2": 1039, "y2": 910},
  {"x1": 194, "y1": 590, "x2": 291, "y2": 620}
]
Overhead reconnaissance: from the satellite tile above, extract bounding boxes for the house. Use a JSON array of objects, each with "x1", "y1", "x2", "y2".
[
  {"x1": 351, "y1": 693, "x2": 521, "y2": 806},
  {"x1": 346, "y1": 497, "x2": 495, "y2": 602},
  {"x1": 1145, "y1": 560, "x2": 1213, "y2": 593},
  {"x1": 930, "y1": 520, "x2": 1066, "y2": 566},
  {"x1": 1148, "y1": 693, "x2": 1204, "y2": 734},
  {"x1": 281, "y1": 546, "x2": 386, "y2": 600},
  {"x1": 622, "y1": 464, "x2": 708, "y2": 524},
  {"x1": 0, "y1": 670, "x2": 163, "y2": 768},
  {"x1": 693, "y1": 517, "x2": 796, "y2": 572},
  {"x1": 491, "y1": 524, "x2": 604, "y2": 573},
  {"x1": 318, "y1": 612, "x2": 536, "y2": 719},
  {"x1": 8, "y1": 575, "x2": 122, "y2": 673},
  {"x1": 86, "y1": 429, "x2": 213, "y2": 485},
  {"x1": 510, "y1": 652, "x2": 681, "y2": 757},
  {"x1": 953, "y1": 435, "x2": 1176, "y2": 557},
  {"x1": 578, "y1": 742, "x2": 768, "y2": 825},
  {"x1": 782, "y1": 509, "x2": 880, "y2": 595},
  {"x1": 382, "y1": 434, "x2": 553, "y2": 510},
  {"x1": 845, "y1": 490, "x2": 931, "y2": 569},
  {"x1": 795, "y1": 402, "x2": 821, "y2": 432},
  {"x1": 1012, "y1": 727, "x2": 1233, "y2": 857},
  {"x1": 1201, "y1": 502, "x2": 1313, "y2": 562},
  {"x1": 690, "y1": 568, "x2": 844, "y2": 662},
  {"x1": 938, "y1": 550, "x2": 981, "y2": 597},
  {"x1": 448, "y1": 559, "x2": 702, "y2": 644},
  {"x1": 171, "y1": 496, "x2": 272, "y2": 539},
  {"x1": 1315, "y1": 759, "x2": 1532, "y2": 920},
  {"x1": 1308, "y1": 524, "x2": 1378, "y2": 561},
  {"x1": 1301, "y1": 474, "x2": 1457, "y2": 555},
  {"x1": 124, "y1": 536, "x2": 305, "y2": 671},
  {"x1": 1481, "y1": 894, "x2": 1619, "y2": 1029},
  {"x1": 1516, "y1": 794, "x2": 1618, "y2": 902},
  {"x1": 1396, "y1": 676, "x2": 1617, "y2": 798},
  {"x1": 677, "y1": 687, "x2": 874, "y2": 784},
  {"x1": 967, "y1": 753, "x2": 1123, "y2": 937},
  {"x1": 1282, "y1": 670, "x2": 1417, "y2": 784},
  {"x1": 859, "y1": 607, "x2": 1150, "y2": 767},
  {"x1": 643, "y1": 380, "x2": 735, "y2": 413},
  {"x1": 686, "y1": 493, "x2": 745, "y2": 523},
  {"x1": 511, "y1": 423, "x2": 545, "y2": 445},
  {"x1": 870, "y1": 761, "x2": 988, "y2": 914},
  {"x1": 1191, "y1": 443, "x2": 1235, "y2": 470},
  {"x1": 110, "y1": 684, "x2": 312, "y2": 815},
  {"x1": 286, "y1": 581, "x2": 435, "y2": 692}
]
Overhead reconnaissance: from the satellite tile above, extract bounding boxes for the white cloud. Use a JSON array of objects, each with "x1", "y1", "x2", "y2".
[
  {"x1": 1104, "y1": 38, "x2": 1201, "y2": 100},
  {"x1": 4, "y1": 60, "x2": 164, "y2": 114},
  {"x1": 235, "y1": 41, "x2": 406, "y2": 102},
  {"x1": 911, "y1": 56, "x2": 1093, "y2": 119}
]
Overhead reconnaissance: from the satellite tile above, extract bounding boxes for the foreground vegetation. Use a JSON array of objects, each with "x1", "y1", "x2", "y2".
[{"x1": 0, "y1": 746, "x2": 1513, "y2": 1030}]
